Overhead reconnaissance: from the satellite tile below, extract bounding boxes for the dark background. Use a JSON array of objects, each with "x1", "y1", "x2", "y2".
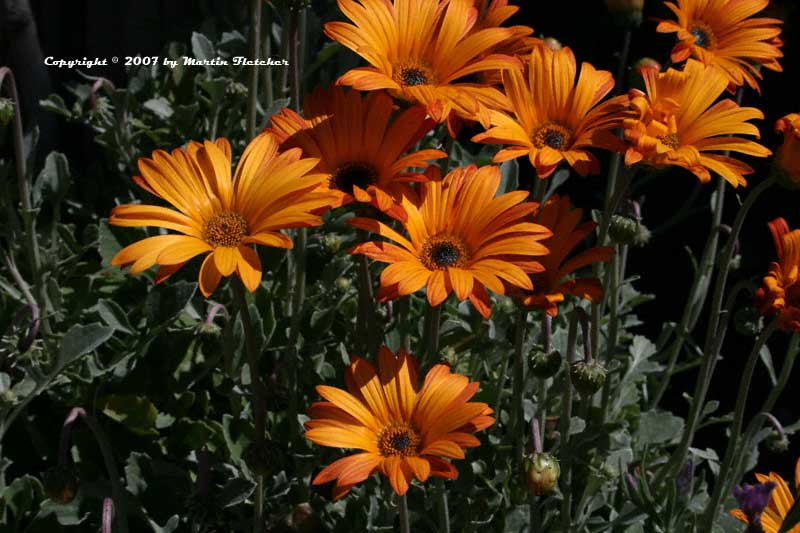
[{"x1": 2, "y1": 0, "x2": 799, "y2": 480}]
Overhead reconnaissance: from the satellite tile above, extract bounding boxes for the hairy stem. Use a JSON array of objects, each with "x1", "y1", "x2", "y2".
[{"x1": 246, "y1": 0, "x2": 262, "y2": 139}]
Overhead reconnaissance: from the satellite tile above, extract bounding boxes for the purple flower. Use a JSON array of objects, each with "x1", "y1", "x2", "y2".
[{"x1": 733, "y1": 481, "x2": 777, "y2": 533}]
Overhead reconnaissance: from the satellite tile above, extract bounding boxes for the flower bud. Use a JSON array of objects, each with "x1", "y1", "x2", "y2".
[
  {"x1": 773, "y1": 114, "x2": 800, "y2": 188},
  {"x1": 195, "y1": 322, "x2": 222, "y2": 340},
  {"x1": 608, "y1": 215, "x2": 639, "y2": 245},
  {"x1": 632, "y1": 223, "x2": 651, "y2": 247},
  {"x1": 570, "y1": 360, "x2": 607, "y2": 395},
  {"x1": 0, "y1": 98, "x2": 14, "y2": 127},
  {"x1": 322, "y1": 233, "x2": 344, "y2": 254},
  {"x1": 765, "y1": 431, "x2": 790, "y2": 453},
  {"x1": 42, "y1": 466, "x2": 78, "y2": 504},
  {"x1": 529, "y1": 348, "x2": 562, "y2": 378},
  {"x1": 523, "y1": 452, "x2": 560, "y2": 496},
  {"x1": 605, "y1": 0, "x2": 644, "y2": 26},
  {"x1": 334, "y1": 277, "x2": 352, "y2": 291},
  {"x1": 542, "y1": 37, "x2": 563, "y2": 51}
]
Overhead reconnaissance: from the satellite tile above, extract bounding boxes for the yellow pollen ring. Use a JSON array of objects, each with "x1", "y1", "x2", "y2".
[
  {"x1": 531, "y1": 122, "x2": 573, "y2": 150},
  {"x1": 203, "y1": 211, "x2": 249, "y2": 248},
  {"x1": 657, "y1": 133, "x2": 680, "y2": 150},
  {"x1": 377, "y1": 423, "x2": 421, "y2": 457},
  {"x1": 420, "y1": 235, "x2": 470, "y2": 271}
]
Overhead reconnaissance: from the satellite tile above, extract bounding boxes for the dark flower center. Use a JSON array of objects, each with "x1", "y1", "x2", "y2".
[
  {"x1": 377, "y1": 423, "x2": 420, "y2": 457},
  {"x1": 203, "y1": 212, "x2": 248, "y2": 248},
  {"x1": 400, "y1": 67, "x2": 428, "y2": 86},
  {"x1": 689, "y1": 22, "x2": 716, "y2": 49},
  {"x1": 331, "y1": 162, "x2": 378, "y2": 195},
  {"x1": 420, "y1": 235, "x2": 469, "y2": 270},
  {"x1": 532, "y1": 122, "x2": 573, "y2": 151}
]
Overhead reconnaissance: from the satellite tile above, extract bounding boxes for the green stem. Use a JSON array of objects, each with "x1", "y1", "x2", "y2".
[
  {"x1": 356, "y1": 230, "x2": 378, "y2": 356},
  {"x1": 261, "y1": 7, "x2": 273, "y2": 112},
  {"x1": 559, "y1": 312, "x2": 579, "y2": 532},
  {"x1": 424, "y1": 302, "x2": 449, "y2": 532},
  {"x1": 59, "y1": 408, "x2": 128, "y2": 533},
  {"x1": 701, "y1": 318, "x2": 778, "y2": 528},
  {"x1": 512, "y1": 309, "x2": 528, "y2": 465},
  {"x1": 399, "y1": 493, "x2": 411, "y2": 533},
  {"x1": 397, "y1": 295, "x2": 410, "y2": 351},
  {"x1": 0, "y1": 67, "x2": 49, "y2": 335},
  {"x1": 232, "y1": 281, "x2": 266, "y2": 533},
  {"x1": 654, "y1": 176, "x2": 773, "y2": 488},
  {"x1": 246, "y1": 0, "x2": 262, "y2": 139},
  {"x1": 651, "y1": 177, "x2": 725, "y2": 408}
]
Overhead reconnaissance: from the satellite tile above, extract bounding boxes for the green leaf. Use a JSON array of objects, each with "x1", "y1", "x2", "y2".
[
  {"x1": 779, "y1": 499, "x2": 800, "y2": 533},
  {"x1": 143, "y1": 97, "x2": 174, "y2": 119},
  {"x1": 94, "y1": 299, "x2": 134, "y2": 334},
  {"x1": 191, "y1": 32, "x2": 216, "y2": 61},
  {"x1": 2, "y1": 475, "x2": 43, "y2": 522},
  {"x1": 102, "y1": 394, "x2": 159, "y2": 435},
  {"x1": 216, "y1": 477, "x2": 256, "y2": 508},
  {"x1": 636, "y1": 410, "x2": 684, "y2": 447},
  {"x1": 146, "y1": 281, "x2": 197, "y2": 327},
  {"x1": 223, "y1": 414, "x2": 253, "y2": 464},
  {"x1": 32, "y1": 152, "x2": 71, "y2": 207},
  {"x1": 58, "y1": 323, "x2": 115, "y2": 367},
  {"x1": 759, "y1": 345, "x2": 778, "y2": 386}
]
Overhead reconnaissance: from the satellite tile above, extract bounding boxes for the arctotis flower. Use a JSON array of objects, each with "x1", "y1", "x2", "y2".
[
  {"x1": 267, "y1": 86, "x2": 445, "y2": 219},
  {"x1": 472, "y1": 45, "x2": 630, "y2": 178},
  {"x1": 110, "y1": 133, "x2": 334, "y2": 296},
  {"x1": 515, "y1": 195, "x2": 614, "y2": 316},
  {"x1": 754, "y1": 218, "x2": 800, "y2": 332},
  {"x1": 324, "y1": 0, "x2": 521, "y2": 130},
  {"x1": 774, "y1": 113, "x2": 800, "y2": 186},
  {"x1": 623, "y1": 59, "x2": 771, "y2": 187},
  {"x1": 348, "y1": 165, "x2": 552, "y2": 318},
  {"x1": 656, "y1": 0, "x2": 783, "y2": 93},
  {"x1": 305, "y1": 347, "x2": 494, "y2": 499},
  {"x1": 731, "y1": 457, "x2": 800, "y2": 533}
]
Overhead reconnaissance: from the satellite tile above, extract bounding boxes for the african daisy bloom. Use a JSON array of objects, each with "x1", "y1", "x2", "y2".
[
  {"x1": 471, "y1": 45, "x2": 630, "y2": 178},
  {"x1": 305, "y1": 347, "x2": 494, "y2": 499},
  {"x1": 656, "y1": 0, "x2": 783, "y2": 93},
  {"x1": 515, "y1": 195, "x2": 614, "y2": 316},
  {"x1": 110, "y1": 133, "x2": 334, "y2": 297},
  {"x1": 348, "y1": 165, "x2": 552, "y2": 318},
  {"x1": 623, "y1": 59, "x2": 771, "y2": 187},
  {"x1": 754, "y1": 218, "x2": 800, "y2": 332},
  {"x1": 774, "y1": 113, "x2": 800, "y2": 185},
  {"x1": 267, "y1": 86, "x2": 445, "y2": 218},
  {"x1": 731, "y1": 457, "x2": 800, "y2": 532},
  {"x1": 324, "y1": 0, "x2": 521, "y2": 132}
]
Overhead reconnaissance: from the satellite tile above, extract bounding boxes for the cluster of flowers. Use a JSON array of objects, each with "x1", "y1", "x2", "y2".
[{"x1": 106, "y1": 0, "x2": 799, "y2": 525}]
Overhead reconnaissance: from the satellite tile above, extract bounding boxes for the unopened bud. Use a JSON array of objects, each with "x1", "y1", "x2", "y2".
[
  {"x1": 542, "y1": 37, "x2": 563, "y2": 51},
  {"x1": 633, "y1": 223, "x2": 651, "y2": 247},
  {"x1": 322, "y1": 233, "x2": 343, "y2": 254},
  {"x1": 765, "y1": 431, "x2": 790, "y2": 453},
  {"x1": 43, "y1": 466, "x2": 78, "y2": 504},
  {"x1": 440, "y1": 345, "x2": 458, "y2": 367},
  {"x1": 608, "y1": 215, "x2": 639, "y2": 245},
  {"x1": 0, "y1": 98, "x2": 14, "y2": 126},
  {"x1": 335, "y1": 277, "x2": 352, "y2": 291},
  {"x1": 227, "y1": 81, "x2": 248, "y2": 97},
  {"x1": 195, "y1": 322, "x2": 222, "y2": 339},
  {"x1": 523, "y1": 452, "x2": 560, "y2": 496},
  {"x1": 529, "y1": 348, "x2": 562, "y2": 378},
  {"x1": 570, "y1": 360, "x2": 607, "y2": 395},
  {"x1": 605, "y1": 0, "x2": 644, "y2": 26}
]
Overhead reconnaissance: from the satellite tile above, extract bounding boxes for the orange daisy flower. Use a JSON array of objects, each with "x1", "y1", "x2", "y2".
[
  {"x1": 754, "y1": 218, "x2": 800, "y2": 332},
  {"x1": 656, "y1": 0, "x2": 783, "y2": 93},
  {"x1": 774, "y1": 113, "x2": 800, "y2": 185},
  {"x1": 348, "y1": 165, "x2": 551, "y2": 318},
  {"x1": 471, "y1": 45, "x2": 630, "y2": 178},
  {"x1": 515, "y1": 195, "x2": 614, "y2": 316},
  {"x1": 623, "y1": 59, "x2": 771, "y2": 187},
  {"x1": 109, "y1": 133, "x2": 333, "y2": 297},
  {"x1": 324, "y1": 0, "x2": 521, "y2": 131},
  {"x1": 305, "y1": 346, "x2": 494, "y2": 499},
  {"x1": 731, "y1": 457, "x2": 800, "y2": 532},
  {"x1": 267, "y1": 86, "x2": 445, "y2": 219}
]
